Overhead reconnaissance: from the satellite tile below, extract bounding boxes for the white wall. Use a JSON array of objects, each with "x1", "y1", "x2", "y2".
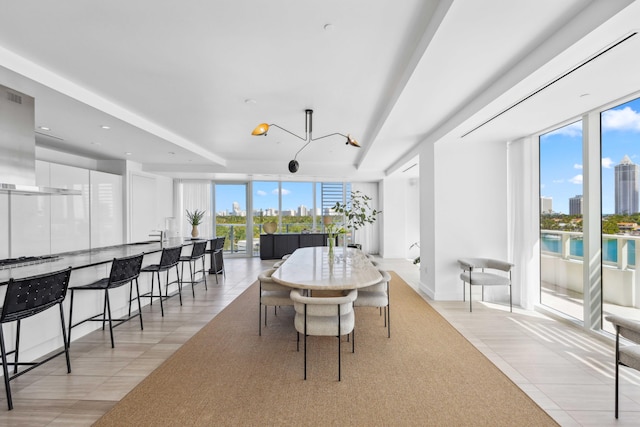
[
  {"x1": 381, "y1": 176, "x2": 420, "y2": 259},
  {"x1": 420, "y1": 137, "x2": 509, "y2": 302}
]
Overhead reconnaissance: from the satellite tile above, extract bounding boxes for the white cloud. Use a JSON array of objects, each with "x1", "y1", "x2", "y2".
[
  {"x1": 569, "y1": 174, "x2": 583, "y2": 184},
  {"x1": 273, "y1": 188, "x2": 291, "y2": 196},
  {"x1": 256, "y1": 190, "x2": 266, "y2": 196},
  {"x1": 547, "y1": 121, "x2": 582, "y2": 137},
  {"x1": 574, "y1": 164, "x2": 582, "y2": 170},
  {"x1": 602, "y1": 106, "x2": 640, "y2": 132},
  {"x1": 602, "y1": 157, "x2": 614, "y2": 168}
]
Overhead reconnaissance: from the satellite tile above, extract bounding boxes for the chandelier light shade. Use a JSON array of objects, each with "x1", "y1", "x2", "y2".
[
  {"x1": 251, "y1": 109, "x2": 360, "y2": 173},
  {"x1": 251, "y1": 123, "x2": 270, "y2": 136}
]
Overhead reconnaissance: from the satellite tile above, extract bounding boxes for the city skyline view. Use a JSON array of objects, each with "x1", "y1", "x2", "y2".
[
  {"x1": 215, "y1": 182, "x2": 330, "y2": 216},
  {"x1": 540, "y1": 96, "x2": 640, "y2": 215}
]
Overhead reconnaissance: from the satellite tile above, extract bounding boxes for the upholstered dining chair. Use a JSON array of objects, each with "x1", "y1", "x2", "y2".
[
  {"x1": 605, "y1": 314, "x2": 640, "y2": 418},
  {"x1": 139, "y1": 245, "x2": 182, "y2": 316},
  {"x1": 0, "y1": 267, "x2": 72, "y2": 410},
  {"x1": 179, "y1": 241, "x2": 208, "y2": 297},
  {"x1": 290, "y1": 288, "x2": 357, "y2": 381},
  {"x1": 67, "y1": 253, "x2": 144, "y2": 348},
  {"x1": 354, "y1": 269, "x2": 391, "y2": 337},
  {"x1": 458, "y1": 258, "x2": 514, "y2": 312},
  {"x1": 258, "y1": 268, "x2": 293, "y2": 336}
]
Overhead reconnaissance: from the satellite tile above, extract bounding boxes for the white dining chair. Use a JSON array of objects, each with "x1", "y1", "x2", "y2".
[{"x1": 290, "y1": 288, "x2": 357, "y2": 381}]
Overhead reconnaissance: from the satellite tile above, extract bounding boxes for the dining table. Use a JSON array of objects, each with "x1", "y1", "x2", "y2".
[{"x1": 271, "y1": 246, "x2": 382, "y2": 290}]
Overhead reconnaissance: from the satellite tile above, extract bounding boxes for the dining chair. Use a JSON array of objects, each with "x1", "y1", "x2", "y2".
[
  {"x1": 0, "y1": 267, "x2": 72, "y2": 410},
  {"x1": 458, "y1": 258, "x2": 514, "y2": 312},
  {"x1": 290, "y1": 288, "x2": 357, "y2": 381},
  {"x1": 605, "y1": 314, "x2": 640, "y2": 418},
  {"x1": 258, "y1": 268, "x2": 293, "y2": 336},
  {"x1": 139, "y1": 245, "x2": 182, "y2": 316},
  {"x1": 354, "y1": 269, "x2": 391, "y2": 337},
  {"x1": 67, "y1": 253, "x2": 144, "y2": 348},
  {"x1": 179, "y1": 241, "x2": 208, "y2": 297}
]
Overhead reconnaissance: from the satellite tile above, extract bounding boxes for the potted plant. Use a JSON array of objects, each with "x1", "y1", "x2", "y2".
[
  {"x1": 323, "y1": 215, "x2": 346, "y2": 259},
  {"x1": 186, "y1": 209, "x2": 206, "y2": 238},
  {"x1": 332, "y1": 190, "x2": 381, "y2": 247},
  {"x1": 410, "y1": 242, "x2": 420, "y2": 265}
]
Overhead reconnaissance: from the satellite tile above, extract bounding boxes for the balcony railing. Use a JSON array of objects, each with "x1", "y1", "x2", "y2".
[{"x1": 541, "y1": 230, "x2": 637, "y2": 268}]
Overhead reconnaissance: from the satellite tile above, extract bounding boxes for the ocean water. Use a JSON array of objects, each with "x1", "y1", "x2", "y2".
[{"x1": 541, "y1": 234, "x2": 636, "y2": 265}]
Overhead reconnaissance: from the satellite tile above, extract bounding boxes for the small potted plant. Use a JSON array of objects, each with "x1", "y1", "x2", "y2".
[{"x1": 186, "y1": 209, "x2": 206, "y2": 238}]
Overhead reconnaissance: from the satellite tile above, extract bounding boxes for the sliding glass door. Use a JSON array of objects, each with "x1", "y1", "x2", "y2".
[
  {"x1": 215, "y1": 183, "x2": 248, "y2": 255},
  {"x1": 601, "y1": 97, "x2": 640, "y2": 332},
  {"x1": 539, "y1": 121, "x2": 584, "y2": 321}
]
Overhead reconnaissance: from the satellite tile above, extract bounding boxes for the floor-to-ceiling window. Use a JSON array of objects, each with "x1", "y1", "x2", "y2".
[
  {"x1": 215, "y1": 183, "x2": 248, "y2": 255},
  {"x1": 279, "y1": 182, "x2": 315, "y2": 233},
  {"x1": 539, "y1": 120, "x2": 584, "y2": 321},
  {"x1": 601, "y1": 96, "x2": 640, "y2": 332}
]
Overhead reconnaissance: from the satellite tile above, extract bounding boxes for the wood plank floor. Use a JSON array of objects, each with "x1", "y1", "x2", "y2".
[{"x1": 0, "y1": 256, "x2": 638, "y2": 426}]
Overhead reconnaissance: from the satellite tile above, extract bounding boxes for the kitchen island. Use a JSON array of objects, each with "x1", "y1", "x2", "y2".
[{"x1": 0, "y1": 237, "x2": 205, "y2": 364}]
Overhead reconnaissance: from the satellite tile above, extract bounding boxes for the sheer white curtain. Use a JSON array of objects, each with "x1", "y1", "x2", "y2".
[
  {"x1": 178, "y1": 180, "x2": 213, "y2": 239},
  {"x1": 351, "y1": 182, "x2": 380, "y2": 254},
  {"x1": 507, "y1": 137, "x2": 539, "y2": 310}
]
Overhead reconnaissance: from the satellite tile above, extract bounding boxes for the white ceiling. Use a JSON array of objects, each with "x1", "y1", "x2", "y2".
[{"x1": 0, "y1": 0, "x2": 638, "y2": 182}]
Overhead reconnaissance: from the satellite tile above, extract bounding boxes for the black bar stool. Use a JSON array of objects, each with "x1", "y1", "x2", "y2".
[
  {"x1": 179, "y1": 241, "x2": 208, "y2": 297},
  {"x1": 139, "y1": 246, "x2": 182, "y2": 316},
  {"x1": 67, "y1": 253, "x2": 144, "y2": 348},
  {"x1": 0, "y1": 267, "x2": 72, "y2": 410},
  {"x1": 211, "y1": 237, "x2": 226, "y2": 284}
]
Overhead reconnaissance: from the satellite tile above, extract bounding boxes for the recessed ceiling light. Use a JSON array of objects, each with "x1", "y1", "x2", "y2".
[
  {"x1": 579, "y1": 93, "x2": 590, "y2": 97},
  {"x1": 125, "y1": 152, "x2": 132, "y2": 155},
  {"x1": 168, "y1": 151, "x2": 175, "y2": 155},
  {"x1": 38, "y1": 126, "x2": 51, "y2": 131},
  {"x1": 90, "y1": 141, "x2": 101, "y2": 146},
  {"x1": 324, "y1": 23, "x2": 335, "y2": 31},
  {"x1": 101, "y1": 125, "x2": 111, "y2": 130},
  {"x1": 244, "y1": 98, "x2": 257, "y2": 104}
]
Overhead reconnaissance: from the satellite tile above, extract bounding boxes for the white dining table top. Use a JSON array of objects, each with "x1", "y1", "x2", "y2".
[{"x1": 271, "y1": 246, "x2": 382, "y2": 290}]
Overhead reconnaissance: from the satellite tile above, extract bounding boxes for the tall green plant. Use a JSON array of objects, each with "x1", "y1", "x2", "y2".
[{"x1": 332, "y1": 190, "x2": 381, "y2": 231}]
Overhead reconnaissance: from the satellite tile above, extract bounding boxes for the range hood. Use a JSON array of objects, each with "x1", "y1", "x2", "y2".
[{"x1": 0, "y1": 84, "x2": 80, "y2": 195}]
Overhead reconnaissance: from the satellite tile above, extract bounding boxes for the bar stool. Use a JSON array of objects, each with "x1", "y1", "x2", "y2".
[
  {"x1": 211, "y1": 237, "x2": 226, "y2": 283},
  {"x1": 0, "y1": 267, "x2": 72, "y2": 410},
  {"x1": 179, "y1": 241, "x2": 208, "y2": 297},
  {"x1": 67, "y1": 253, "x2": 144, "y2": 348},
  {"x1": 139, "y1": 245, "x2": 182, "y2": 316}
]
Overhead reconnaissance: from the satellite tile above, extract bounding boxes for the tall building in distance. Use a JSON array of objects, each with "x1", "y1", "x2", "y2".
[
  {"x1": 569, "y1": 195, "x2": 583, "y2": 215},
  {"x1": 540, "y1": 197, "x2": 553, "y2": 214},
  {"x1": 615, "y1": 155, "x2": 639, "y2": 215}
]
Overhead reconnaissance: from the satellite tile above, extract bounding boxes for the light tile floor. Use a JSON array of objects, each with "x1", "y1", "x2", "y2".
[{"x1": 0, "y1": 256, "x2": 638, "y2": 426}]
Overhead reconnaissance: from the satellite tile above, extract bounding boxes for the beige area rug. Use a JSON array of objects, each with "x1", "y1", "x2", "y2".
[{"x1": 94, "y1": 272, "x2": 557, "y2": 426}]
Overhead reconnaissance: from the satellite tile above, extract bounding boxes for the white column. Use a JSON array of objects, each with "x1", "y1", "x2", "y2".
[{"x1": 583, "y1": 112, "x2": 602, "y2": 330}]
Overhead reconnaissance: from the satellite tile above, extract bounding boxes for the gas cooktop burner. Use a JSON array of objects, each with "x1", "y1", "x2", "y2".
[{"x1": 0, "y1": 255, "x2": 60, "y2": 269}]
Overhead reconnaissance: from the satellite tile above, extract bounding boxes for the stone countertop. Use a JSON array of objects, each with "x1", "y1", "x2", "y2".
[{"x1": 0, "y1": 237, "x2": 203, "y2": 283}]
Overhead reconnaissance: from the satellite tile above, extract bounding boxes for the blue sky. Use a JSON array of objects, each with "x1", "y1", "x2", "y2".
[
  {"x1": 540, "y1": 97, "x2": 640, "y2": 214},
  {"x1": 215, "y1": 182, "x2": 318, "y2": 214}
]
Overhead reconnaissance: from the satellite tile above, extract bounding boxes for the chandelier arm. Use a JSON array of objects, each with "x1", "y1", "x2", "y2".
[
  {"x1": 293, "y1": 139, "x2": 314, "y2": 160},
  {"x1": 310, "y1": 132, "x2": 347, "y2": 141},
  {"x1": 268, "y1": 124, "x2": 307, "y2": 142}
]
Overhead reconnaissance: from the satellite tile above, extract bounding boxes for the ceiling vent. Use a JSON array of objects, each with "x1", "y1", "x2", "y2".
[{"x1": 462, "y1": 31, "x2": 638, "y2": 138}]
